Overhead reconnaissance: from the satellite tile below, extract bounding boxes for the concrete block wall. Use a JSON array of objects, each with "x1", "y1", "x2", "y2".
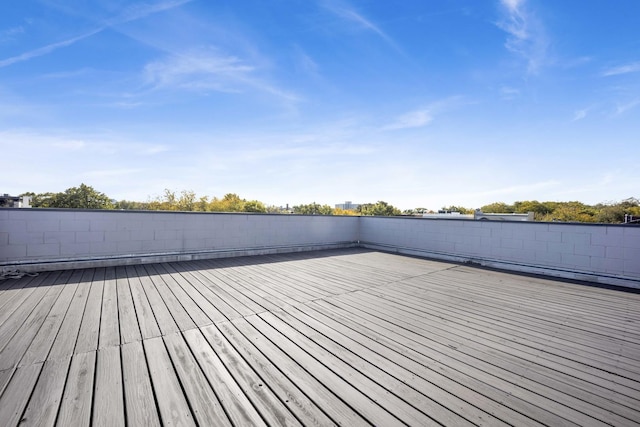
[
  {"x1": 360, "y1": 217, "x2": 640, "y2": 288},
  {"x1": 0, "y1": 209, "x2": 359, "y2": 271},
  {"x1": 2, "y1": 209, "x2": 638, "y2": 288}
]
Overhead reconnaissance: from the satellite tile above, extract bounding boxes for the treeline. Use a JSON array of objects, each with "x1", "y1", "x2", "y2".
[
  {"x1": 484, "y1": 199, "x2": 640, "y2": 223},
  {"x1": 16, "y1": 184, "x2": 640, "y2": 223},
  {"x1": 404, "y1": 199, "x2": 640, "y2": 223},
  {"x1": 19, "y1": 184, "x2": 404, "y2": 216}
]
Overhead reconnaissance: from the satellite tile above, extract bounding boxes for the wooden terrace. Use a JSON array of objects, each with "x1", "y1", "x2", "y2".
[{"x1": 0, "y1": 248, "x2": 639, "y2": 426}]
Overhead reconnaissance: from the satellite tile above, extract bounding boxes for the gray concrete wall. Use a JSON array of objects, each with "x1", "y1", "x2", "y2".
[
  {"x1": 0, "y1": 209, "x2": 359, "y2": 271},
  {"x1": 2, "y1": 209, "x2": 639, "y2": 288},
  {"x1": 360, "y1": 217, "x2": 640, "y2": 288}
]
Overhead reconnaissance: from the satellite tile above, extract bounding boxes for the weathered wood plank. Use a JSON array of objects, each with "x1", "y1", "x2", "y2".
[
  {"x1": 245, "y1": 314, "x2": 416, "y2": 427},
  {"x1": 74, "y1": 268, "x2": 105, "y2": 354},
  {"x1": 134, "y1": 264, "x2": 180, "y2": 336},
  {"x1": 0, "y1": 271, "x2": 38, "y2": 292},
  {"x1": 143, "y1": 336, "x2": 195, "y2": 427},
  {"x1": 125, "y1": 266, "x2": 161, "y2": 339},
  {"x1": 308, "y1": 298, "x2": 566, "y2": 425},
  {"x1": 169, "y1": 266, "x2": 242, "y2": 321},
  {"x1": 197, "y1": 325, "x2": 303, "y2": 427},
  {"x1": 115, "y1": 267, "x2": 142, "y2": 344},
  {"x1": 154, "y1": 263, "x2": 216, "y2": 326},
  {"x1": 0, "y1": 368, "x2": 12, "y2": 396},
  {"x1": 221, "y1": 261, "x2": 309, "y2": 305},
  {"x1": 1, "y1": 249, "x2": 639, "y2": 427},
  {"x1": 98, "y1": 268, "x2": 120, "y2": 349},
  {"x1": 0, "y1": 282, "x2": 66, "y2": 370},
  {"x1": 0, "y1": 363, "x2": 43, "y2": 427},
  {"x1": 167, "y1": 262, "x2": 240, "y2": 322},
  {"x1": 116, "y1": 267, "x2": 142, "y2": 344},
  {"x1": 373, "y1": 282, "x2": 640, "y2": 375},
  {"x1": 56, "y1": 351, "x2": 96, "y2": 427},
  {"x1": 93, "y1": 346, "x2": 125, "y2": 427},
  {"x1": 0, "y1": 273, "x2": 40, "y2": 311},
  {"x1": 0, "y1": 272, "x2": 65, "y2": 353},
  {"x1": 163, "y1": 332, "x2": 232, "y2": 426},
  {"x1": 315, "y1": 297, "x2": 596, "y2": 427},
  {"x1": 121, "y1": 341, "x2": 161, "y2": 427},
  {"x1": 192, "y1": 259, "x2": 282, "y2": 312},
  {"x1": 183, "y1": 328, "x2": 267, "y2": 427},
  {"x1": 232, "y1": 261, "x2": 323, "y2": 302},
  {"x1": 144, "y1": 264, "x2": 196, "y2": 331},
  {"x1": 186, "y1": 261, "x2": 269, "y2": 314},
  {"x1": 229, "y1": 317, "x2": 372, "y2": 426},
  {"x1": 216, "y1": 320, "x2": 337, "y2": 427},
  {"x1": 384, "y1": 280, "x2": 640, "y2": 365},
  {"x1": 47, "y1": 270, "x2": 93, "y2": 360},
  {"x1": 17, "y1": 280, "x2": 79, "y2": 367},
  {"x1": 0, "y1": 271, "x2": 57, "y2": 315},
  {"x1": 20, "y1": 356, "x2": 71, "y2": 427},
  {"x1": 424, "y1": 269, "x2": 640, "y2": 341},
  {"x1": 340, "y1": 290, "x2": 640, "y2": 398},
  {"x1": 269, "y1": 308, "x2": 503, "y2": 427},
  {"x1": 288, "y1": 303, "x2": 544, "y2": 427}
]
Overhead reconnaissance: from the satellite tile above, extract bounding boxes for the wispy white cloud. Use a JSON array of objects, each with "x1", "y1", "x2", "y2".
[
  {"x1": 0, "y1": 0, "x2": 193, "y2": 68},
  {"x1": 0, "y1": 129, "x2": 172, "y2": 158},
  {"x1": 381, "y1": 97, "x2": 463, "y2": 131},
  {"x1": 560, "y1": 56, "x2": 592, "y2": 69},
  {"x1": 572, "y1": 107, "x2": 589, "y2": 121},
  {"x1": 144, "y1": 49, "x2": 252, "y2": 90},
  {"x1": 114, "y1": 0, "x2": 192, "y2": 25},
  {"x1": 382, "y1": 109, "x2": 433, "y2": 131},
  {"x1": 602, "y1": 61, "x2": 640, "y2": 77},
  {"x1": 144, "y1": 47, "x2": 298, "y2": 101},
  {"x1": 0, "y1": 29, "x2": 102, "y2": 68},
  {"x1": 500, "y1": 86, "x2": 520, "y2": 100},
  {"x1": 322, "y1": 1, "x2": 400, "y2": 51},
  {"x1": 496, "y1": 0, "x2": 548, "y2": 74},
  {"x1": 52, "y1": 139, "x2": 87, "y2": 150},
  {"x1": 40, "y1": 67, "x2": 94, "y2": 79},
  {"x1": 293, "y1": 45, "x2": 320, "y2": 77},
  {"x1": 615, "y1": 99, "x2": 640, "y2": 115},
  {"x1": 1, "y1": 25, "x2": 25, "y2": 42}
]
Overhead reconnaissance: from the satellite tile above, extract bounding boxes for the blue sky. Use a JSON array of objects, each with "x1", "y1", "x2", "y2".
[{"x1": 1, "y1": 0, "x2": 638, "y2": 210}]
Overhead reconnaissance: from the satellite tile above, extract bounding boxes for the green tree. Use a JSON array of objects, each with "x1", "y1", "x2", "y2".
[
  {"x1": 293, "y1": 203, "x2": 334, "y2": 215},
  {"x1": 540, "y1": 201, "x2": 597, "y2": 223},
  {"x1": 358, "y1": 201, "x2": 401, "y2": 216},
  {"x1": 243, "y1": 200, "x2": 267, "y2": 213},
  {"x1": 440, "y1": 205, "x2": 473, "y2": 214},
  {"x1": 513, "y1": 200, "x2": 553, "y2": 218},
  {"x1": 266, "y1": 205, "x2": 289, "y2": 214},
  {"x1": 334, "y1": 207, "x2": 359, "y2": 216},
  {"x1": 480, "y1": 202, "x2": 515, "y2": 213},
  {"x1": 222, "y1": 193, "x2": 245, "y2": 212},
  {"x1": 31, "y1": 184, "x2": 113, "y2": 209},
  {"x1": 20, "y1": 191, "x2": 55, "y2": 208},
  {"x1": 195, "y1": 196, "x2": 209, "y2": 212},
  {"x1": 594, "y1": 197, "x2": 640, "y2": 223},
  {"x1": 113, "y1": 200, "x2": 149, "y2": 210},
  {"x1": 176, "y1": 190, "x2": 196, "y2": 211}
]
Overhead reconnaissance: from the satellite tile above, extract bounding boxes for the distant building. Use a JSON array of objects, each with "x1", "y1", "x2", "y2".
[
  {"x1": 422, "y1": 210, "x2": 534, "y2": 221},
  {"x1": 422, "y1": 211, "x2": 474, "y2": 220},
  {"x1": 473, "y1": 210, "x2": 534, "y2": 221},
  {"x1": 0, "y1": 194, "x2": 31, "y2": 208},
  {"x1": 335, "y1": 201, "x2": 360, "y2": 210}
]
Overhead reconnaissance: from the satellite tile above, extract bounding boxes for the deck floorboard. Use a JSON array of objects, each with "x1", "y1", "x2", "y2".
[{"x1": 1, "y1": 248, "x2": 639, "y2": 426}]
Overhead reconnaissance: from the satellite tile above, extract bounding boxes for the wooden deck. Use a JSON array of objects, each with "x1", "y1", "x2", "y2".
[{"x1": 0, "y1": 248, "x2": 639, "y2": 426}]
